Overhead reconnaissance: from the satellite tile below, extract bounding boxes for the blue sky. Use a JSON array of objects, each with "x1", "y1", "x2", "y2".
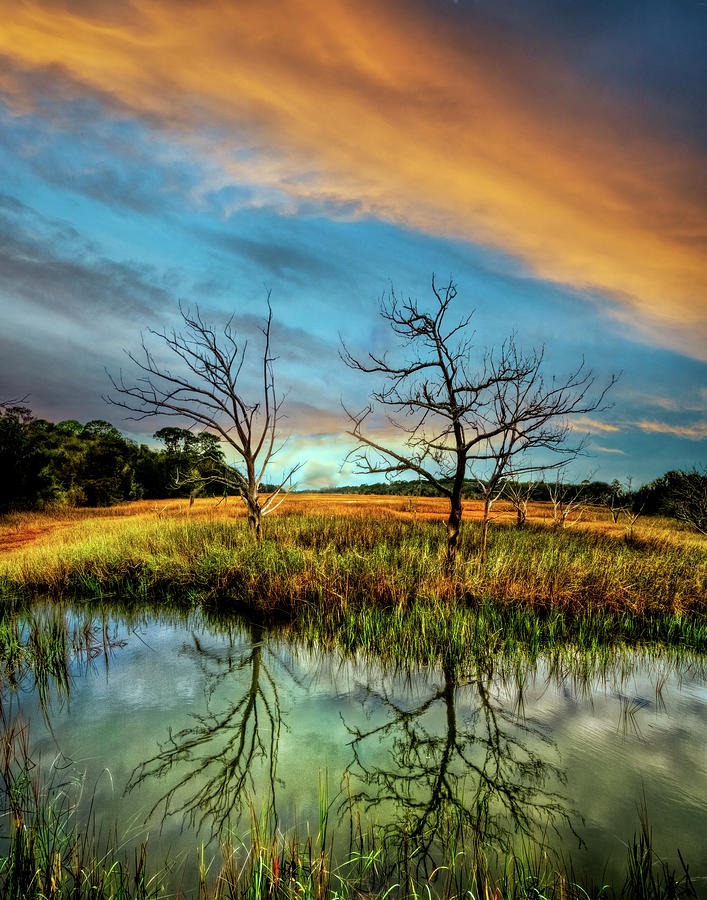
[{"x1": 1, "y1": 0, "x2": 705, "y2": 487}]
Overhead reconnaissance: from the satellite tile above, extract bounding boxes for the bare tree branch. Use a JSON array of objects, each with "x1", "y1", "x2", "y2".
[
  {"x1": 342, "y1": 275, "x2": 617, "y2": 565},
  {"x1": 106, "y1": 295, "x2": 299, "y2": 540}
]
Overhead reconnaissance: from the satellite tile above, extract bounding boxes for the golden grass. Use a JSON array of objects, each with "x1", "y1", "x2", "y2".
[
  {"x1": 0, "y1": 494, "x2": 704, "y2": 627},
  {"x1": 1, "y1": 493, "x2": 703, "y2": 558}
]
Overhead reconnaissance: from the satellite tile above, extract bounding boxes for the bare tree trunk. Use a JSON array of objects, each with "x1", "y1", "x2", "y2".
[
  {"x1": 446, "y1": 471, "x2": 464, "y2": 570},
  {"x1": 245, "y1": 490, "x2": 262, "y2": 542},
  {"x1": 446, "y1": 501, "x2": 462, "y2": 570},
  {"x1": 247, "y1": 503, "x2": 261, "y2": 541},
  {"x1": 480, "y1": 496, "x2": 491, "y2": 563}
]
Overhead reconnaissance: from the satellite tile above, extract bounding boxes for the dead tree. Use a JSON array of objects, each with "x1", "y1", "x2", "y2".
[
  {"x1": 107, "y1": 297, "x2": 300, "y2": 541},
  {"x1": 503, "y1": 477, "x2": 539, "y2": 528},
  {"x1": 607, "y1": 479, "x2": 628, "y2": 524},
  {"x1": 547, "y1": 476, "x2": 586, "y2": 528},
  {"x1": 342, "y1": 277, "x2": 616, "y2": 567}
]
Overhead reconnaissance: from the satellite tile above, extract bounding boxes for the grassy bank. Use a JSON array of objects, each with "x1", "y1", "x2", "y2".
[
  {"x1": 0, "y1": 512, "x2": 705, "y2": 646},
  {"x1": 2, "y1": 804, "x2": 698, "y2": 900}
]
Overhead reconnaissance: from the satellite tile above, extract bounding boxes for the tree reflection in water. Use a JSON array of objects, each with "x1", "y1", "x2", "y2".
[
  {"x1": 127, "y1": 626, "x2": 574, "y2": 873},
  {"x1": 127, "y1": 621, "x2": 282, "y2": 836},
  {"x1": 343, "y1": 660, "x2": 572, "y2": 874}
]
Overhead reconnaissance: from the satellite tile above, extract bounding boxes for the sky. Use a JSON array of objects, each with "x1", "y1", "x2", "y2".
[{"x1": 0, "y1": 0, "x2": 705, "y2": 488}]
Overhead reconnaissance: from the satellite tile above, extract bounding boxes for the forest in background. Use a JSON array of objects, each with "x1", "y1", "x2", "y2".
[{"x1": 0, "y1": 403, "x2": 240, "y2": 510}]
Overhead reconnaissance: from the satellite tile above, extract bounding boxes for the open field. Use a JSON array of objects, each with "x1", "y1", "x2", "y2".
[{"x1": 1, "y1": 492, "x2": 704, "y2": 554}]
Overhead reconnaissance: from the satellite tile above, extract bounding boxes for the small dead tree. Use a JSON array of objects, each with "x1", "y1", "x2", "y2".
[
  {"x1": 621, "y1": 479, "x2": 645, "y2": 540},
  {"x1": 503, "y1": 477, "x2": 539, "y2": 528},
  {"x1": 342, "y1": 277, "x2": 615, "y2": 567},
  {"x1": 474, "y1": 474, "x2": 505, "y2": 558},
  {"x1": 107, "y1": 297, "x2": 300, "y2": 541},
  {"x1": 603, "y1": 476, "x2": 643, "y2": 537},
  {"x1": 547, "y1": 476, "x2": 586, "y2": 528},
  {"x1": 607, "y1": 479, "x2": 627, "y2": 523},
  {"x1": 623, "y1": 504, "x2": 644, "y2": 539}
]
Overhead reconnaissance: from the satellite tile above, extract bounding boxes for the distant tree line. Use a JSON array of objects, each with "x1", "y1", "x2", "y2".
[
  {"x1": 322, "y1": 473, "x2": 707, "y2": 534},
  {"x1": 2, "y1": 402, "x2": 704, "y2": 534},
  {"x1": 0, "y1": 402, "x2": 277, "y2": 513},
  {"x1": 633, "y1": 468, "x2": 707, "y2": 534},
  {"x1": 324, "y1": 478, "x2": 622, "y2": 503}
]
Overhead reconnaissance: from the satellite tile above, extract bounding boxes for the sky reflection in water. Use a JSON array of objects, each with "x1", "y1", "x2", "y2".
[{"x1": 4, "y1": 608, "x2": 706, "y2": 885}]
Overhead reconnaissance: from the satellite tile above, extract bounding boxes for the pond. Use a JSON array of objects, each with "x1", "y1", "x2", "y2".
[{"x1": 1, "y1": 604, "x2": 706, "y2": 893}]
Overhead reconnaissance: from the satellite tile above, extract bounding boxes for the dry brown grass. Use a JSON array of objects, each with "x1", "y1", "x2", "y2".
[{"x1": 0, "y1": 492, "x2": 703, "y2": 558}]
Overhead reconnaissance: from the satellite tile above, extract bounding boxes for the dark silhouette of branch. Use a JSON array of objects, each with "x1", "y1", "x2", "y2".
[
  {"x1": 342, "y1": 275, "x2": 617, "y2": 565},
  {"x1": 343, "y1": 662, "x2": 571, "y2": 875},
  {"x1": 106, "y1": 296, "x2": 300, "y2": 539},
  {"x1": 126, "y1": 623, "x2": 281, "y2": 837}
]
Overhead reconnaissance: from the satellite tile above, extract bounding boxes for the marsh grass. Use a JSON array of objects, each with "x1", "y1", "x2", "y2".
[
  {"x1": 0, "y1": 612, "x2": 70, "y2": 709},
  {"x1": 1, "y1": 513, "x2": 704, "y2": 651}
]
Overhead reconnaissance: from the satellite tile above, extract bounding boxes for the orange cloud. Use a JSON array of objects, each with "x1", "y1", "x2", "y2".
[{"x1": 1, "y1": 0, "x2": 705, "y2": 357}]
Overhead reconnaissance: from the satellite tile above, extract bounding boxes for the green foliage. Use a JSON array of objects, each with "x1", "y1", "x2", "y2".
[
  {"x1": 0, "y1": 407, "x2": 230, "y2": 511},
  {"x1": 636, "y1": 468, "x2": 707, "y2": 535},
  {"x1": 324, "y1": 479, "x2": 631, "y2": 504},
  {"x1": 152, "y1": 426, "x2": 226, "y2": 498},
  {"x1": 0, "y1": 405, "x2": 56, "y2": 512}
]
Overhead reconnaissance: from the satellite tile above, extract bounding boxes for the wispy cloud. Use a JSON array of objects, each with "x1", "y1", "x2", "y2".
[
  {"x1": 635, "y1": 421, "x2": 707, "y2": 440},
  {"x1": 591, "y1": 445, "x2": 625, "y2": 455},
  {"x1": 1, "y1": 0, "x2": 705, "y2": 358},
  {"x1": 570, "y1": 416, "x2": 620, "y2": 434},
  {"x1": 621, "y1": 388, "x2": 707, "y2": 414}
]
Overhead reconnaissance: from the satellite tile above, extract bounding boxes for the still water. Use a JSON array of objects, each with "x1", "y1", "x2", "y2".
[{"x1": 3, "y1": 607, "x2": 707, "y2": 887}]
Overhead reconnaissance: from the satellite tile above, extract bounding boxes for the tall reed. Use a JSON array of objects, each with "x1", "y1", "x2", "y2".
[{"x1": 1, "y1": 515, "x2": 704, "y2": 630}]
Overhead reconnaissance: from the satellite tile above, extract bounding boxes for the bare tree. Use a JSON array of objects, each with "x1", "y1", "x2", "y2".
[
  {"x1": 107, "y1": 297, "x2": 300, "y2": 541},
  {"x1": 473, "y1": 474, "x2": 505, "y2": 559},
  {"x1": 619, "y1": 478, "x2": 645, "y2": 540},
  {"x1": 502, "y1": 477, "x2": 539, "y2": 528},
  {"x1": 342, "y1": 277, "x2": 616, "y2": 567},
  {"x1": 547, "y1": 475, "x2": 587, "y2": 528},
  {"x1": 607, "y1": 478, "x2": 628, "y2": 524}
]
